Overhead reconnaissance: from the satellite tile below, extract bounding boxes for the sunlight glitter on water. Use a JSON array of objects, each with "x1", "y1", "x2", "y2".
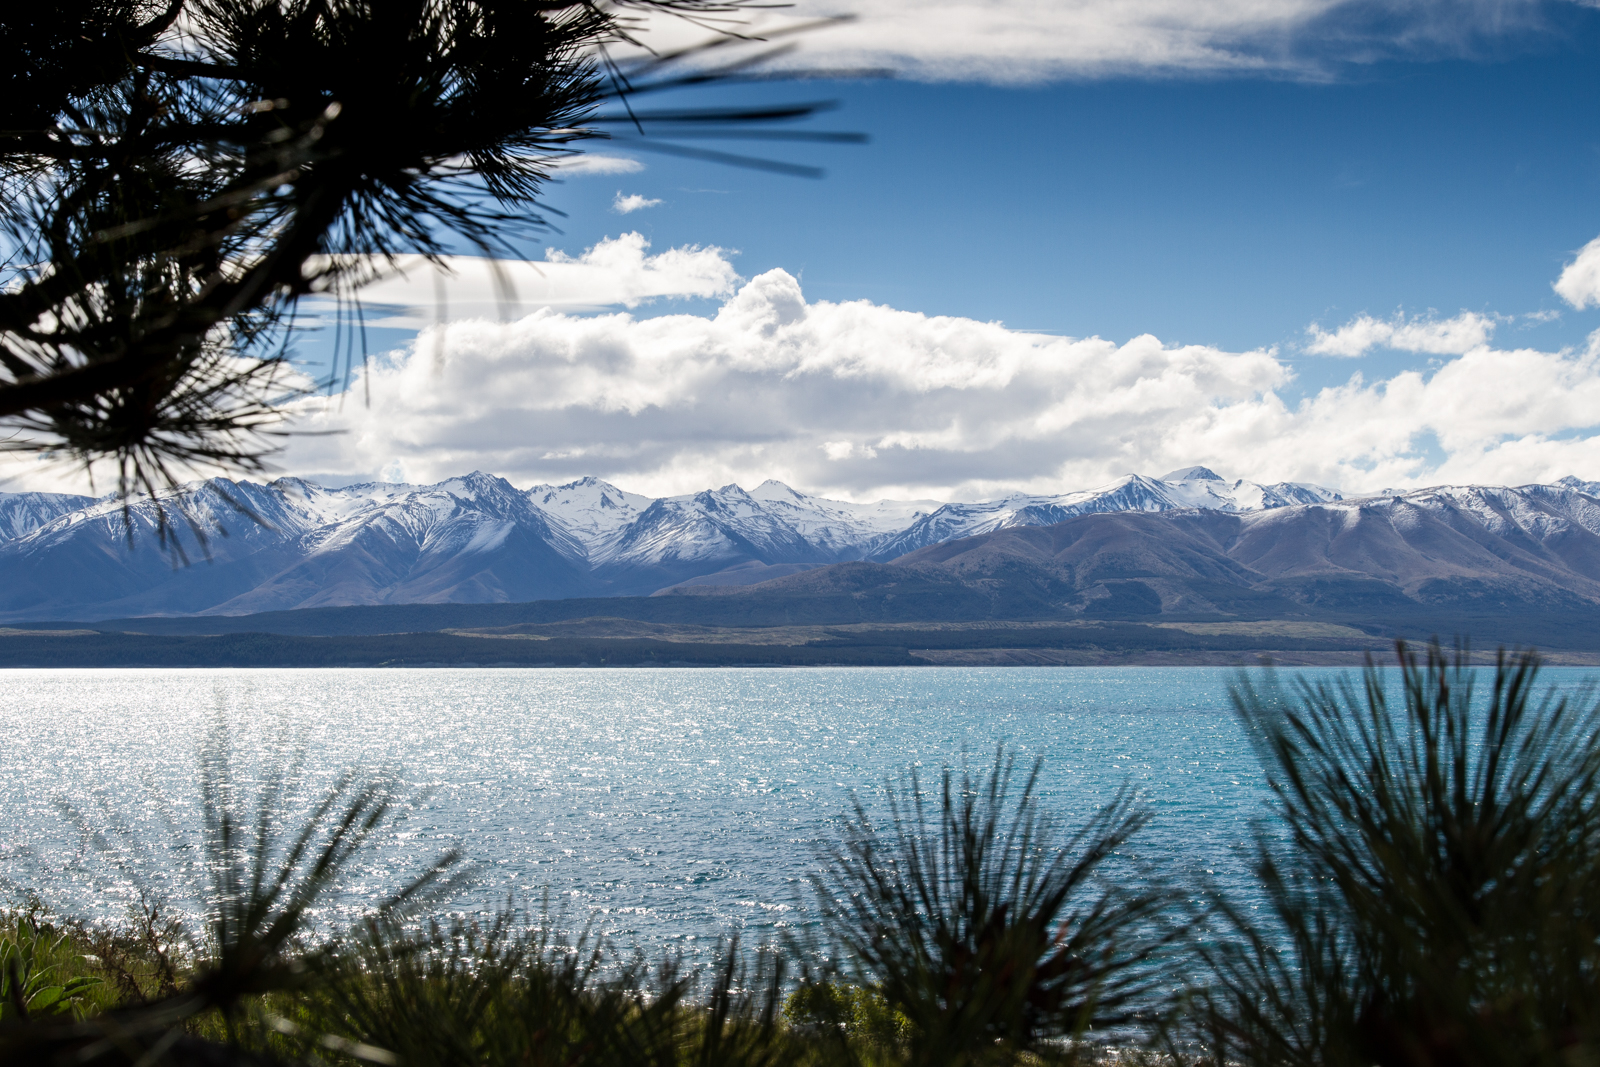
[{"x1": 4, "y1": 664, "x2": 1568, "y2": 955}]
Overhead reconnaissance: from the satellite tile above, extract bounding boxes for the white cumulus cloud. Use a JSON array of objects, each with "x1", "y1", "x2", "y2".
[
  {"x1": 1555, "y1": 234, "x2": 1600, "y2": 310},
  {"x1": 612, "y1": 192, "x2": 662, "y2": 214},
  {"x1": 276, "y1": 270, "x2": 1600, "y2": 501},
  {"x1": 1304, "y1": 311, "x2": 1498, "y2": 357}
]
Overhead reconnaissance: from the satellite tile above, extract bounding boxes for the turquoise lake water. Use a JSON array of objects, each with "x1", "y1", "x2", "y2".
[{"x1": 3, "y1": 665, "x2": 1593, "y2": 955}]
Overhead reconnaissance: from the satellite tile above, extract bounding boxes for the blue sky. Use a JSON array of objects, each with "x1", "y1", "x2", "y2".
[
  {"x1": 534, "y1": 18, "x2": 1600, "y2": 391},
  {"x1": 20, "y1": 0, "x2": 1600, "y2": 502}
]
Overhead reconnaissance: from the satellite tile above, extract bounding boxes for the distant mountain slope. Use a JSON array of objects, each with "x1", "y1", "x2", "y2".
[
  {"x1": 0, "y1": 491, "x2": 98, "y2": 540},
  {"x1": 5, "y1": 467, "x2": 1589, "y2": 627},
  {"x1": 0, "y1": 474, "x2": 597, "y2": 620},
  {"x1": 747, "y1": 479, "x2": 938, "y2": 552},
  {"x1": 527, "y1": 476, "x2": 653, "y2": 547},
  {"x1": 592, "y1": 484, "x2": 836, "y2": 594},
  {"x1": 865, "y1": 469, "x2": 1340, "y2": 559},
  {"x1": 203, "y1": 473, "x2": 595, "y2": 614},
  {"x1": 647, "y1": 482, "x2": 1600, "y2": 645},
  {"x1": 0, "y1": 479, "x2": 334, "y2": 621}
]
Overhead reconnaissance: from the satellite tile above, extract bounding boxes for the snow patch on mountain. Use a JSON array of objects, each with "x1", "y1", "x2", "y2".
[
  {"x1": 1560, "y1": 475, "x2": 1600, "y2": 498},
  {"x1": 294, "y1": 471, "x2": 586, "y2": 563},
  {"x1": 746, "y1": 479, "x2": 938, "y2": 556},
  {"x1": 868, "y1": 472, "x2": 1342, "y2": 559},
  {"x1": 528, "y1": 476, "x2": 654, "y2": 548},
  {"x1": 1335, "y1": 481, "x2": 1600, "y2": 545},
  {"x1": 0, "y1": 491, "x2": 100, "y2": 541},
  {"x1": 598, "y1": 484, "x2": 829, "y2": 572}
]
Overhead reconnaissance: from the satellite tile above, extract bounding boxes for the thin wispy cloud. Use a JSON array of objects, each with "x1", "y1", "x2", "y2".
[
  {"x1": 619, "y1": 0, "x2": 1575, "y2": 83},
  {"x1": 1304, "y1": 311, "x2": 1498, "y2": 357},
  {"x1": 312, "y1": 234, "x2": 738, "y2": 327},
  {"x1": 549, "y1": 153, "x2": 644, "y2": 176},
  {"x1": 612, "y1": 192, "x2": 662, "y2": 214}
]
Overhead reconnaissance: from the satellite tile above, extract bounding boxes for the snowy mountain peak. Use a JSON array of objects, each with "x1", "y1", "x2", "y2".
[
  {"x1": 744, "y1": 480, "x2": 935, "y2": 528},
  {"x1": 268, "y1": 476, "x2": 321, "y2": 497},
  {"x1": 527, "y1": 476, "x2": 653, "y2": 543},
  {"x1": 694, "y1": 483, "x2": 763, "y2": 508},
  {"x1": 1162, "y1": 465, "x2": 1224, "y2": 482},
  {"x1": 866, "y1": 471, "x2": 1343, "y2": 560},
  {"x1": 749, "y1": 479, "x2": 807, "y2": 503},
  {"x1": 437, "y1": 470, "x2": 518, "y2": 498},
  {"x1": 549, "y1": 475, "x2": 626, "y2": 495}
]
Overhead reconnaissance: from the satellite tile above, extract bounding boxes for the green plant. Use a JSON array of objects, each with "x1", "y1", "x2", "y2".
[
  {"x1": 279, "y1": 912, "x2": 805, "y2": 1067},
  {"x1": 0, "y1": 736, "x2": 457, "y2": 1064},
  {"x1": 1192, "y1": 642, "x2": 1600, "y2": 1067},
  {"x1": 783, "y1": 980, "x2": 913, "y2": 1055},
  {"x1": 811, "y1": 750, "x2": 1173, "y2": 1067},
  {"x1": 299, "y1": 911, "x2": 645, "y2": 1067},
  {"x1": 0, "y1": 911, "x2": 103, "y2": 1021},
  {"x1": 683, "y1": 940, "x2": 798, "y2": 1067}
]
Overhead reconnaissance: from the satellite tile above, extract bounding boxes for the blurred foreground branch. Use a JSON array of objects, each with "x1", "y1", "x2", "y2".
[
  {"x1": 1189, "y1": 642, "x2": 1600, "y2": 1067},
  {"x1": 0, "y1": 0, "x2": 858, "y2": 504}
]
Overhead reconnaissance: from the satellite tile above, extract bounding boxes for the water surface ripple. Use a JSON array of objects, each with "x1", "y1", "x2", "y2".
[{"x1": 4, "y1": 665, "x2": 1586, "y2": 954}]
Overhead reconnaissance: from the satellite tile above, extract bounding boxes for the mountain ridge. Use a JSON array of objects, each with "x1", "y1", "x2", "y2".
[{"x1": 3, "y1": 467, "x2": 1593, "y2": 627}]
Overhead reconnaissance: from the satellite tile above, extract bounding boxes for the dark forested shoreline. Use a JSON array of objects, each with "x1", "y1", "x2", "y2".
[
  {"x1": 3, "y1": 608, "x2": 1597, "y2": 667},
  {"x1": 0, "y1": 621, "x2": 1429, "y2": 668}
]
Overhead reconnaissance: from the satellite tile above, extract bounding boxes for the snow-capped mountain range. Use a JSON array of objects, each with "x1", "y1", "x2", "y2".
[
  {"x1": 4, "y1": 462, "x2": 1583, "y2": 622},
  {"x1": 866, "y1": 476, "x2": 1600, "y2": 630}
]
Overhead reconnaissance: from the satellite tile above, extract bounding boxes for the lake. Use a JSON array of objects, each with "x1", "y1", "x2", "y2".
[{"x1": 3, "y1": 664, "x2": 1589, "y2": 956}]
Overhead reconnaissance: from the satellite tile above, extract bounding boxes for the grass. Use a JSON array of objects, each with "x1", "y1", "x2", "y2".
[{"x1": 6, "y1": 642, "x2": 1600, "y2": 1067}]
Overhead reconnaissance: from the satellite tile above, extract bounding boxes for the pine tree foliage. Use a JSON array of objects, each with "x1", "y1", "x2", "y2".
[
  {"x1": 1192, "y1": 644, "x2": 1600, "y2": 1067},
  {"x1": 810, "y1": 753, "x2": 1177, "y2": 1066},
  {"x1": 0, "y1": 0, "x2": 845, "y2": 500}
]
